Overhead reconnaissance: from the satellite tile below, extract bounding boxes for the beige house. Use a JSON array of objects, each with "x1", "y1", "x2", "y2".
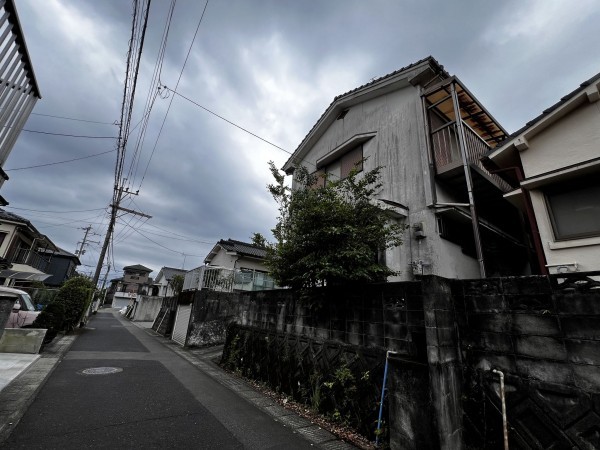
[
  {"x1": 488, "y1": 71, "x2": 600, "y2": 274},
  {"x1": 283, "y1": 57, "x2": 529, "y2": 280}
]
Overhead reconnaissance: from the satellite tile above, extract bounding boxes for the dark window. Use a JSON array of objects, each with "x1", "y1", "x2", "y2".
[
  {"x1": 0, "y1": 232, "x2": 7, "y2": 248},
  {"x1": 545, "y1": 175, "x2": 600, "y2": 240}
]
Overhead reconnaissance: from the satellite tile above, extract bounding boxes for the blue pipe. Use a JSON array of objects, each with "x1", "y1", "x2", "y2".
[{"x1": 376, "y1": 350, "x2": 397, "y2": 446}]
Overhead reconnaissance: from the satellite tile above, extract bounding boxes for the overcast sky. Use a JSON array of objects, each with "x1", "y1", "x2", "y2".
[{"x1": 3, "y1": 0, "x2": 599, "y2": 282}]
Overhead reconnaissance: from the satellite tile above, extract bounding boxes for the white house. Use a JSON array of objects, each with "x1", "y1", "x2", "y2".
[
  {"x1": 183, "y1": 239, "x2": 276, "y2": 292},
  {"x1": 152, "y1": 266, "x2": 187, "y2": 297},
  {"x1": 282, "y1": 56, "x2": 529, "y2": 280},
  {"x1": 488, "y1": 70, "x2": 600, "y2": 274}
]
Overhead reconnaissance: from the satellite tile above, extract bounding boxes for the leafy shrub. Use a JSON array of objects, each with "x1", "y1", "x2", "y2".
[{"x1": 30, "y1": 301, "x2": 65, "y2": 343}]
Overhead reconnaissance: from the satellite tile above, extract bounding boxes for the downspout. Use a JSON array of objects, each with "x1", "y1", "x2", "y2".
[
  {"x1": 375, "y1": 350, "x2": 398, "y2": 446},
  {"x1": 492, "y1": 369, "x2": 509, "y2": 450},
  {"x1": 450, "y1": 82, "x2": 486, "y2": 278}
]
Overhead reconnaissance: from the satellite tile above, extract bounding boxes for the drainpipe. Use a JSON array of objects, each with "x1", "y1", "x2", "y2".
[
  {"x1": 492, "y1": 369, "x2": 509, "y2": 450},
  {"x1": 375, "y1": 350, "x2": 398, "y2": 446},
  {"x1": 450, "y1": 82, "x2": 486, "y2": 278}
]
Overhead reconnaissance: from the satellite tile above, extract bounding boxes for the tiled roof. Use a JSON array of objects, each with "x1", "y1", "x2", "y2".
[
  {"x1": 217, "y1": 239, "x2": 267, "y2": 259},
  {"x1": 497, "y1": 70, "x2": 600, "y2": 147},
  {"x1": 283, "y1": 56, "x2": 449, "y2": 169},
  {"x1": 123, "y1": 264, "x2": 153, "y2": 273}
]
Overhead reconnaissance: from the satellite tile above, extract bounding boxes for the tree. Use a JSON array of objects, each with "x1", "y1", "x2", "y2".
[
  {"x1": 265, "y1": 161, "x2": 404, "y2": 290},
  {"x1": 250, "y1": 232, "x2": 267, "y2": 248},
  {"x1": 169, "y1": 274, "x2": 184, "y2": 296}
]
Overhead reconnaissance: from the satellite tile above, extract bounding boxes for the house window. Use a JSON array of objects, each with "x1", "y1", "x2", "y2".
[
  {"x1": 545, "y1": 175, "x2": 600, "y2": 240},
  {"x1": 340, "y1": 145, "x2": 363, "y2": 179},
  {"x1": 0, "y1": 232, "x2": 7, "y2": 248},
  {"x1": 309, "y1": 169, "x2": 327, "y2": 189}
]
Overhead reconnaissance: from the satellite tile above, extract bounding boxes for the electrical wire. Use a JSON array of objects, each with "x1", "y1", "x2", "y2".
[
  {"x1": 31, "y1": 112, "x2": 117, "y2": 125},
  {"x1": 163, "y1": 86, "x2": 292, "y2": 155},
  {"x1": 126, "y1": 0, "x2": 177, "y2": 189},
  {"x1": 137, "y1": 0, "x2": 210, "y2": 191},
  {"x1": 21, "y1": 129, "x2": 116, "y2": 139},
  {"x1": 4, "y1": 206, "x2": 107, "y2": 213},
  {"x1": 5, "y1": 149, "x2": 116, "y2": 171}
]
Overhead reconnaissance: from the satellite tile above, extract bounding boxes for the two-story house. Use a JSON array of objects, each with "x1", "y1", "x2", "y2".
[
  {"x1": 38, "y1": 247, "x2": 80, "y2": 287},
  {"x1": 0, "y1": 208, "x2": 56, "y2": 287},
  {"x1": 282, "y1": 56, "x2": 530, "y2": 280},
  {"x1": 487, "y1": 70, "x2": 600, "y2": 274},
  {"x1": 183, "y1": 239, "x2": 276, "y2": 292},
  {"x1": 108, "y1": 264, "x2": 153, "y2": 309}
]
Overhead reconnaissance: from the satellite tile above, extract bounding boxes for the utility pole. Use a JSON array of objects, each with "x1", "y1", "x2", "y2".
[
  {"x1": 75, "y1": 225, "x2": 100, "y2": 258},
  {"x1": 92, "y1": 186, "x2": 151, "y2": 286}
]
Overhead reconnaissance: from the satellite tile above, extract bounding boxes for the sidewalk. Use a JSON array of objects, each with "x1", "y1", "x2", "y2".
[{"x1": 0, "y1": 332, "x2": 77, "y2": 442}]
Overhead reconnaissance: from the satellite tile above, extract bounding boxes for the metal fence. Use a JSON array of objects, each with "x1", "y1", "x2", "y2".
[{"x1": 183, "y1": 266, "x2": 277, "y2": 292}]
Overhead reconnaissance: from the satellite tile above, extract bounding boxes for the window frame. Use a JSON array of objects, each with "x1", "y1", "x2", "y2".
[{"x1": 544, "y1": 175, "x2": 600, "y2": 241}]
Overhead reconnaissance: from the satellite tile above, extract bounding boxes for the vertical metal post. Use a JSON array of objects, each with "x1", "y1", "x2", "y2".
[
  {"x1": 450, "y1": 82, "x2": 486, "y2": 278},
  {"x1": 492, "y1": 369, "x2": 509, "y2": 450},
  {"x1": 376, "y1": 350, "x2": 397, "y2": 446}
]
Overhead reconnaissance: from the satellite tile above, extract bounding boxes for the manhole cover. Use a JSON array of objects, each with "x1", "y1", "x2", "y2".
[{"x1": 78, "y1": 367, "x2": 123, "y2": 376}]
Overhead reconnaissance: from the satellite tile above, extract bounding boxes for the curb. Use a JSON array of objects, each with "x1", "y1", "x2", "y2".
[{"x1": 0, "y1": 331, "x2": 79, "y2": 443}]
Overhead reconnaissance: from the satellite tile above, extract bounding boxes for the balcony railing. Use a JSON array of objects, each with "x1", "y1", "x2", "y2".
[
  {"x1": 183, "y1": 266, "x2": 278, "y2": 292},
  {"x1": 431, "y1": 121, "x2": 511, "y2": 191},
  {"x1": 11, "y1": 247, "x2": 50, "y2": 272}
]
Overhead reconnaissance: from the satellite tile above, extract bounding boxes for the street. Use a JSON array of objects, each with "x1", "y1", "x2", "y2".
[{"x1": 1, "y1": 310, "x2": 344, "y2": 449}]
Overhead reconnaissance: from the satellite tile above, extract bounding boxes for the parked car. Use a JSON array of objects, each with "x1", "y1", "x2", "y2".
[{"x1": 2, "y1": 286, "x2": 40, "y2": 328}]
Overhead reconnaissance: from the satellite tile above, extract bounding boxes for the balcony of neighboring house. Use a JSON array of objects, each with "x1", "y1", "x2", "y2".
[
  {"x1": 423, "y1": 76, "x2": 513, "y2": 193},
  {"x1": 423, "y1": 77, "x2": 530, "y2": 276},
  {"x1": 0, "y1": 0, "x2": 42, "y2": 201},
  {"x1": 183, "y1": 266, "x2": 278, "y2": 293}
]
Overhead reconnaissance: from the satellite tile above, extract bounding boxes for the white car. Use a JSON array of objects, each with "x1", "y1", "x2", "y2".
[{"x1": 2, "y1": 286, "x2": 40, "y2": 328}]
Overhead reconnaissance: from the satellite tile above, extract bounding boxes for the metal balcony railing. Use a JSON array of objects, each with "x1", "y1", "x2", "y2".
[
  {"x1": 431, "y1": 121, "x2": 512, "y2": 191},
  {"x1": 183, "y1": 266, "x2": 278, "y2": 292},
  {"x1": 11, "y1": 247, "x2": 49, "y2": 272}
]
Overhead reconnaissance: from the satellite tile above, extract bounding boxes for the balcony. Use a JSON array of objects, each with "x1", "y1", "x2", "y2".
[
  {"x1": 183, "y1": 266, "x2": 278, "y2": 293},
  {"x1": 431, "y1": 121, "x2": 512, "y2": 192},
  {"x1": 11, "y1": 247, "x2": 50, "y2": 272}
]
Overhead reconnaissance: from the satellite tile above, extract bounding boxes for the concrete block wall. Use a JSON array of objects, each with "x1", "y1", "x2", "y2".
[{"x1": 187, "y1": 283, "x2": 424, "y2": 355}]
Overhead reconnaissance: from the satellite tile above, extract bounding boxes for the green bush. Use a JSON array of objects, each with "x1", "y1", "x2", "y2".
[{"x1": 30, "y1": 301, "x2": 65, "y2": 343}]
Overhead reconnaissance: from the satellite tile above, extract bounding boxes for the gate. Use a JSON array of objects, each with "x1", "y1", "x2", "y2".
[{"x1": 171, "y1": 304, "x2": 192, "y2": 346}]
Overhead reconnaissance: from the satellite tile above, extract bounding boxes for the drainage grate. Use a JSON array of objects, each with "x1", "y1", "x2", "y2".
[{"x1": 78, "y1": 367, "x2": 123, "y2": 376}]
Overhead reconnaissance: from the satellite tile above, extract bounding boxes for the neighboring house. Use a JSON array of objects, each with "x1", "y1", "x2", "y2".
[
  {"x1": 107, "y1": 264, "x2": 153, "y2": 309},
  {"x1": 39, "y1": 247, "x2": 80, "y2": 287},
  {"x1": 183, "y1": 239, "x2": 276, "y2": 292},
  {"x1": 281, "y1": 56, "x2": 529, "y2": 280},
  {"x1": 152, "y1": 266, "x2": 186, "y2": 297},
  {"x1": 487, "y1": 71, "x2": 600, "y2": 274},
  {"x1": 0, "y1": 0, "x2": 43, "y2": 206},
  {"x1": 0, "y1": 208, "x2": 56, "y2": 287}
]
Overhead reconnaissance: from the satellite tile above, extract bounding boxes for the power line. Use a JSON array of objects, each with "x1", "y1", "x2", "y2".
[
  {"x1": 5, "y1": 149, "x2": 116, "y2": 171},
  {"x1": 4, "y1": 206, "x2": 107, "y2": 213},
  {"x1": 163, "y1": 86, "x2": 291, "y2": 155},
  {"x1": 22, "y1": 129, "x2": 116, "y2": 139},
  {"x1": 137, "y1": 0, "x2": 210, "y2": 191},
  {"x1": 30, "y1": 112, "x2": 117, "y2": 125}
]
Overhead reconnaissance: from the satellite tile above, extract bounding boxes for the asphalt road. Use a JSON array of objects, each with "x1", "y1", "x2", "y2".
[{"x1": 1, "y1": 310, "x2": 320, "y2": 449}]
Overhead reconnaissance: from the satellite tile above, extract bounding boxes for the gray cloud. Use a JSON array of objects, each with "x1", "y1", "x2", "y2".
[{"x1": 2, "y1": 0, "x2": 598, "y2": 280}]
